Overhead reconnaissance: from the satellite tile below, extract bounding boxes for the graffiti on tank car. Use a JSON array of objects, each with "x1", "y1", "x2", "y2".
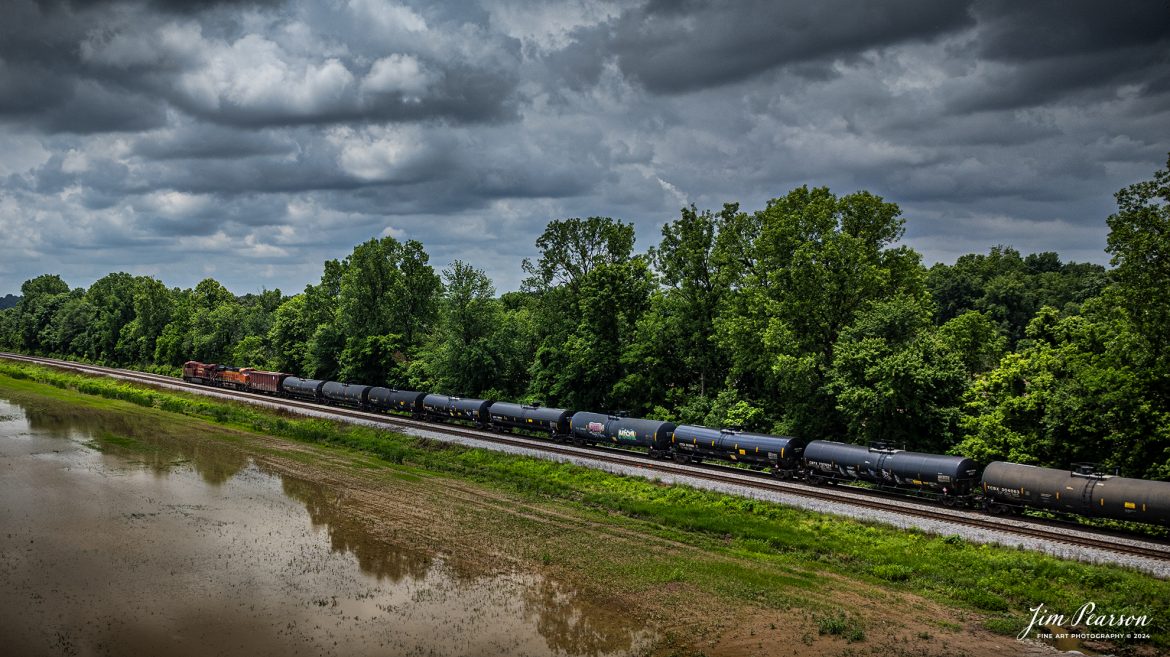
[
  {"x1": 617, "y1": 428, "x2": 637, "y2": 440},
  {"x1": 587, "y1": 422, "x2": 605, "y2": 434}
]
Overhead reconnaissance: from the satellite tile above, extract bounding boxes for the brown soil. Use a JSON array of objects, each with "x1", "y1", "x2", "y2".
[
  {"x1": 0, "y1": 380, "x2": 1071, "y2": 657},
  {"x1": 239, "y1": 427, "x2": 1064, "y2": 657}
]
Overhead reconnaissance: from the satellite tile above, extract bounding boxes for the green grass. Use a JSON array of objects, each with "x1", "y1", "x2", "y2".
[
  {"x1": 816, "y1": 610, "x2": 866, "y2": 642},
  {"x1": 2, "y1": 357, "x2": 1169, "y2": 649}
]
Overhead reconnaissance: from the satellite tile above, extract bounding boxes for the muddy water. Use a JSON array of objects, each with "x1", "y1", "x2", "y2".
[{"x1": 0, "y1": 393, "x2": 656, "y2": 656}]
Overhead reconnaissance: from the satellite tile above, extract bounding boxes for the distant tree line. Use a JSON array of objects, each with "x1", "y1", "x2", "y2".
[
  {"x1": 0, "y1": 294, "x2": 19, "y2": 310},
  {"x1": 3, "y1": 156, "x2": 1168, "y2": 480}
]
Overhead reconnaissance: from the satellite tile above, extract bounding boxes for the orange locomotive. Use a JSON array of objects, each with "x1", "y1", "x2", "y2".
[{"x1": 182, "y1": 361, "x2": 288, "y2": 393}]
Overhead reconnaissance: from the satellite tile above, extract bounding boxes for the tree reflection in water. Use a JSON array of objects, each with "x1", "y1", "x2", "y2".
[
  {"x1": 522, "y1": 575, "x2": 649, "y2": 656},
  {"x1": 15, "y1": 396, "x2": 248, "y2": 484},
  {"x1": 278, "y1": 474, "x2": 433, "y2": 583}
]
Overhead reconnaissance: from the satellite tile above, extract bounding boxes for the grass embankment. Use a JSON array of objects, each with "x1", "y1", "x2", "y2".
[{"x1": 2, "y1": 358, "x2": 1167, "y2": 654}]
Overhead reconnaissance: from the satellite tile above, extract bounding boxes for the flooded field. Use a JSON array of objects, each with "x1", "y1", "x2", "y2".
[{"x1": 0, "y1": 392, "x2": 656, "y2": 656}]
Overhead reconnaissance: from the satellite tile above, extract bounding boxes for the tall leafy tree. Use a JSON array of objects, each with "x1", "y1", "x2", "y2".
[
  {"x1": 421, "y1": 261, "x2": 501, "y2": 396},
  {"x1": 43, "y1": 290, "x2": 95, "y2": 357},
  {"x1": 85, "y1": 272, "x2": 137, "y2": 362},
  {"x1": 828, "y1": 295, "x2": 968, "y2": 452},
  {"x1": 716, "y1": 186, "x2": 924, "y2": 438},
  {"x1": 524, "y1": 217, "x2": 649, "y2": 411},
  {"x1": 1106, "y1": 153, "x2": 1170, "y2": 376},
  {"x1": 521, "y1": 217, "x2": 636, "y2": 293},
  {"x1": 14, "y1": 274, "x2": 71, "y2": 353},
  {"x1": 956, "y1": 157, "x2": 1170, "y2": 479},
  {"x1": 926, "y1": 246, "x2": 1106, "y2": 345},
  {"x1": 334, "y1": 237, "x2": 440, "y2": 385},
  {"x1": 117, "y1": 277, "x2": 174, "y2": 364}
]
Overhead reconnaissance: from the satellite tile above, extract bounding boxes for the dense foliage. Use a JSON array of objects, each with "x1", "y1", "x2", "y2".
[{"x1": 4, "y1": 157, "x2": 1169, "y2": 480}]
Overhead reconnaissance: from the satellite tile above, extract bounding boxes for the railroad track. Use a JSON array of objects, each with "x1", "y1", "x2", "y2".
[{"x1": 4, "y1": 351, "x2": 1169, "y2": 565}]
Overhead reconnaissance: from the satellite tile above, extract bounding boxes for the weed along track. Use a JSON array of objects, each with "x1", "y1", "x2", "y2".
[{"x1": 3, "y1": 354, "x2": 1170, "y2": 656}]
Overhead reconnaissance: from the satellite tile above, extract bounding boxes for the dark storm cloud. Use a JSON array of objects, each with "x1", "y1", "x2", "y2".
[
  {"x1": 132, "y1": 125, "x2": 295, "y2": 160},
  {"x1": 2, "y1": 0, "x2": 522, "y2": 134},
  {"x1": 1, "y1": 0, "x2": 1169, "y2": 297},
  {"x1": 33, "y1": 0, "x2": 286, "y2": 11},
  {"x1": 41, "y1": 82, "x2": 171, "y2": 134},
  {"x1": 974, "y1": 0, "x2": 1170, "y2": 61},
  {"x1": 584, "y1": 0, "x2": 976, "y2": 94},
  {"x1": 952, "y1": 0, "x2": 1170, "y2": 111}
]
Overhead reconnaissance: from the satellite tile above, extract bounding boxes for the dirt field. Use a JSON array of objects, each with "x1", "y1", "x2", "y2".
[{"x1": 0, "y1": 378, "x2": 1081, "y2": 656}]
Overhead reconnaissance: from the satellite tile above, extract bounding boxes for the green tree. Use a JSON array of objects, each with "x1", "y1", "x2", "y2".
[
  {"x1": 118, "y1": 277, "x2": 174, "y2": 364},
  {"x1": 715, "y1": 187, "x2": 924, "y2": 438},
  {"x1": 827, "y1": 295, "x2": 967, "y2": 452},
  {"x1": 1107, "y1": 153, "x2": 1170, "y2": 374},
  {"x1": 334, "y1": 237, "x2": 440, "y2": 384},
  {"x1": 956, "y1": 158, "x2": 1170, "y2": 479},
  {"x1": 954, "y1": 300, "x2": 1166, "y2": 476},
  {"x1": 15, "y1": 274, "x2": 71, "y2": 353},
  {"x1": 521, "y1": 216, "x2": 636, "y2": 293},
  {"x1": 421, "y1": 261, "x2": 501, "y2": 396},
  {"x1": 85, "y1": 272, "x2": 138, "y2": 362},
  {"x1": 623, "y1": 204, "x2": 734, "y2": 415},
  {"x1": 524, "y1": 217, "x2": 649, "y2": 411},
  {"x1": 926, "y1": 246, "x2": 1106, "y2": 346},
  {"x1": 43, "y1": 290, "x2": 95, "y2": 357}
]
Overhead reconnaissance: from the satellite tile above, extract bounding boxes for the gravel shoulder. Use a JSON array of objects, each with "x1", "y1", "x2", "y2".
[{"x1": 5, "y1": 366, "x2": 1164, "y2": 656}]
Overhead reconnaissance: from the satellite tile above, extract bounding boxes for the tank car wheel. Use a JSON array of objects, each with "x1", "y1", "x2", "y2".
[
  {"x1": 674, "y1": 453, "x2": 692, "y2": 465},
  {"x1": 941, "y1": 495, "x2": 957, "y2": 508}
]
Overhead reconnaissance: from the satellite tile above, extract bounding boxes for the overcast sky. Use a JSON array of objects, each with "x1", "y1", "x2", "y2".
[{"x1": 1, "y1": 0, "x2": 1168, "y2": 296}]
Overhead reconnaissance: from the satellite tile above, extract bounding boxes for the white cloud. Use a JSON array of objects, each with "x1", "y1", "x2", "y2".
[
  {"x1": 0, "y1": 131, "x2": 50, "y2": 176},
  {"x1": 81, "y1": 20, "x2": 205, "y2": 69},
  {"x1": 329, "y1": 125, "x2": 434, "y2": 182},
  {"x1": 139, "y1": 190, "x2": 213, "y2": 218},
  {"x1": 484, "y1": 0, "x2": 621, "y2": 51},
  {"x1": 61, "y1": 149, "x2": 90, "y2": 174},
  {"x1": 346, "y1": 0, "x2": 428, "y2": 34},
  {"x1": 177, "y1": 34, "x2": 356, "y2": 116},
  {"x1": 361, "y1": 54, "x2": 436, "y2": 96}
]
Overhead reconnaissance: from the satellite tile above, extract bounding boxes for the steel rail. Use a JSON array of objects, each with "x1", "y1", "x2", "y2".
[{"x1": 3, "y1": 352, "x2": 1168, "y2": 563}]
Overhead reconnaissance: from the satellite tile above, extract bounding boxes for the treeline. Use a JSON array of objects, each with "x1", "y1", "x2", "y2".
[{"x1": 3, "y1": 158, "x2": 1168, "y2": 480}]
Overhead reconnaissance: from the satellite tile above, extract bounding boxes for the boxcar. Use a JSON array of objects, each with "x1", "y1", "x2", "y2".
[{"x1": 244, "y1": 370, "x2": 288, "y2": 394}]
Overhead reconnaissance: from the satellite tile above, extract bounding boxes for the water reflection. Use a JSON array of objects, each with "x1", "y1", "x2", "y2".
[
  {"x1": 0, "y1": 388, "x2": 659, "y2": 656},
  {"x1": 8, "y1": 393, "x2": 248, "y2": 485},
  {"x1": 278, "y1": 473, "x2": 433, "y2": 583},
  {"x1": 523, "y1": 577, "x2": 648, "y2": 657},
  {"x1": 274, "y1": 472, "x2": 651, "y2": 655}
]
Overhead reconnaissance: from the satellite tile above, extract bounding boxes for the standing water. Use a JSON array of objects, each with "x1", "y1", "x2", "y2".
[{"x1": 0, "y1": 392, "x2": 656, "y2": 656}]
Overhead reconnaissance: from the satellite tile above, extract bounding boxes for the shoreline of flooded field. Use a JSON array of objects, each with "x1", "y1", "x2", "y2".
[{"x1": 0, "y1": 393, "x2": 656, "y2": 657}]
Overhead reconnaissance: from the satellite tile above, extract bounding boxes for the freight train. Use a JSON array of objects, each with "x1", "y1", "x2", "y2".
[{"x1": 182, "y1": 361, "x2": 1170, "y2": 528}]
